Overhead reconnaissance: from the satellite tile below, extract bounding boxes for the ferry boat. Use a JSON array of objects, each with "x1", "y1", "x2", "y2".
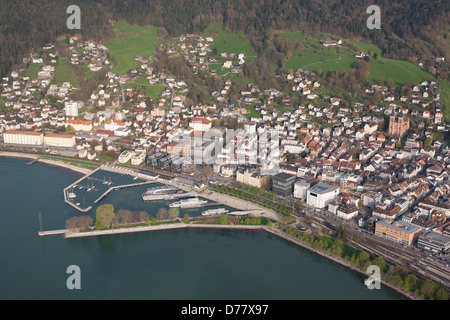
[
  {"x1": 202, "y1": 208, "x2": 229, "y2": 216},
  {"x1": 169, "y1": 197, "x2": 208, "y2": 208}
]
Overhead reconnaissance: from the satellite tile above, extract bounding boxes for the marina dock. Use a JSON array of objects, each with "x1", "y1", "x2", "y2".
[
  {"x1": 142, "y1": 192, "x2": 195, "y2": 201},
  {"x1": 27, "y1": 157, "x2": 40, "y2": 165},
  {"x1": 94, "y1": 181, "x2": 155, "y2": 204},
  {"x1": 38, "y1": 229, "x2": 66, "y2": 236}
]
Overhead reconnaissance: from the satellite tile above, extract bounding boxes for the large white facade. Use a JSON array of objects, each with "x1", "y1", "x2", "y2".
[
  {"x1": 3, "y1": 130, "x2": 44, "y2": 145},
  {"x1": 306, "y1": 183, "x2": 339, "y2": 208},
  {"x1": 294, "y1": 181, "x2": 311, "y2": 200},
  {"x1": 64, "y1": 101, "x2": 83, "y2": 117},
  {"x1": 44, "y1": 134, "x2": 75, "y2": 147}
]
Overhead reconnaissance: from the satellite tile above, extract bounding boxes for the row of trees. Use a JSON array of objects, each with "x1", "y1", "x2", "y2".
[
  {"x1": 95, "y1": 204, "x2": 150, "y2": 229},
  {"x1": 211, "y1": 184, "x2": 296, "y2": 216},
  {"x1": 386, "y1": 265, "x2": 448, "y2": 300}
]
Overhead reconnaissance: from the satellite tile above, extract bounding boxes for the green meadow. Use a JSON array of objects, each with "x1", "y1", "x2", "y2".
[
  {"x1": 26, "y1": 63, "x2": 41, "y2": 79},
  {"x1": 202, "y1": 22, "x2": 257, "y2": 58},
  {"x1": 347, "y1": 40, "x2": 434, "y2": 86},
  {"x1": 280, "y1": 32, "x2": 434, "y2": 87},
  {"x1": 104, "y1": 21, "x2": 163, "y2": 74},
  {"x1": 277, "y1": 31, "x2": 306, "y2": 43},
  {"x1": 439, "y1": 80, "x2": 450, "y2": 121},
  {"x1": 285, "y1": 45, "x2": 358, "y2": 73},
  {"x1": 369, "y1": 58, "x2": 434, "y2": 87},
  {"x1": 122, "y1": 77, "x2": 166, "y2": 100},
  {"x1": 54, "y1": 58, "x2": 79, "y2": 87}
]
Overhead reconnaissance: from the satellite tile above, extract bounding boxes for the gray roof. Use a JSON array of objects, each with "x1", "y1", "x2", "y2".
[
  {"x1": 308, "y1": 182, "x2": 339, "y2": 194},
  {"x1": 377, "y1": 219, "x2": 422, "y2": 235},
  {"x1": 419, "y1": 232, "x2": 450, "y2": 244}
]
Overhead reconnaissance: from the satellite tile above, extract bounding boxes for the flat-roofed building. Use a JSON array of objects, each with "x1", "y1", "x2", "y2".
[
  {"x1": 131, "y1": 152, "x2": 146, "y2": 166},
  {"x1": 294, "y1": 181, "x2": 311, "y2": 200},
  {"x1": 64, "y1": 101, "x2": 83, "y2": 117},
  {"x1": 272, "y1": 172, "x2": 296, "y2": 196},
  {"x1": 375, "y1": 219, "x2": 422, "y2": 245},
  {"x1": 362, "y1": 191, "x2": 383, "y2": 209},
  {"x1": 3, "y1": 130, "x2": 44, "y2": 145},
  {"x1": 306, "y1": 183, "x2": 339, "y2": 209},
  {"x1": 417, "y1": 232, "x2": 450, "y2": 254},
  {"x1": 118, "y1": 150, "x2": 133, "y2": 164},
  {"x1": 44, "y1": 133, "x2": 75, "y2": 147}
]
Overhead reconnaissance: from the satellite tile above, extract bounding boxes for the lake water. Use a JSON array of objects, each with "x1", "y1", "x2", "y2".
[{"x1": 0, "y1": 156, "x2": 404, "y2": 299}]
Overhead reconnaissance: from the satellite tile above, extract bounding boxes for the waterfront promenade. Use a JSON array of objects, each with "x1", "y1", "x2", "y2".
[{"x1": 63, "y1": 222, "x2": 264, "y2": 238}]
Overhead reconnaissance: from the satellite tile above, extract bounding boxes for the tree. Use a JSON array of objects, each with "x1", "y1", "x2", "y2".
[
  {"x1": 116, "y1": 209, "x2": 133, "y2": 226},
  {"x1": 78, "y1": 216, "x2": 93, "y2": 231},
  {"x1": 201, "y1": 164, "x2": 213, "y2": 181},
  {"x1": 168, "y1": 207, "x2": 180, "y2": 219},
  {"x1": 424, "y1": 136, "x2": 433, "y2": 148},
  {"x1": 65, "y1": 217, "x2": 78, "y2": 231},
  {"x1": 435, "y1": 287, "x2": 448, "y2": 300},
  {"x1": 219, "y1": 214, "x2": 228, "y2": 225},
  {"x1": 95, "y1": 204, "x2": 115, "y2": 229},
  {"x1": 420, "y1": 279, "x2": 437, "y2": 300},
  {"x1": 156, "y1": 207, "x2": 169, "y2": 220},
  {"x1": 182, "y1": 213, "x2": 190, "y2": 223},
  {"x1": 65, "y1": 125, "x2": 76, "y2": 134}
]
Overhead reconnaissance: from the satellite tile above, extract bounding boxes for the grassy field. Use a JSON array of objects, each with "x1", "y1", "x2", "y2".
[
  {"x1": 277, "y1": 31, "x2": 306, "y2": 43},
  {"x1": 104, "y1": 21, "x2": 162, "y2": 74},
  {"x1": 280, "y1": 31, "x2": 435, "y2": 87},
  {"x1": 122, "y1": 80, "x2": 166, "y2": 100},
  {"x1": 285, "y1": 45, "x2": 358, "y2": 73},
  {"x1": 202, "y1": 22, "x2": 257, "y2": 58},
  {"x1": 345, "y1": 40, "x2": 382, "y2": 57},
  {"x1": 26, "y1": 63, "x2": 41, "y2": 79},
  {"x1": 369, "y1": 58, "x2": 434, "y2": 87},
  {"x1": 439, "y1": 80, "x2": 450, "y2": 121},
  {"x1": 54, "y1": 58, "x2": 79, "y2": 87}
]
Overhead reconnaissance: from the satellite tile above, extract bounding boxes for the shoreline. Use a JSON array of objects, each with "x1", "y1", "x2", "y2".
[{"x1": 0, "y1": 151, "x2": 94, "y2": 175}]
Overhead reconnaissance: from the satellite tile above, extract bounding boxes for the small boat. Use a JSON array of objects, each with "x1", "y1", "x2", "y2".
[{"x1": 68, "y1": 192, "x2": 76, "y2": 199}]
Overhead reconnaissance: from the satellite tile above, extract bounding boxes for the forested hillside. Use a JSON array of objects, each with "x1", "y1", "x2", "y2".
[{"x1": 0, "y1": 0, "x2": 449, "y2": 79}]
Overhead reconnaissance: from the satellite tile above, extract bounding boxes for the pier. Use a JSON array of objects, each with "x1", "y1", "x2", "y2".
[
  {"x1": 62, "y1": 167, "x2": 101, "y2": 212},
  {"x1": 38, "y1": 229, "x2": 66, "y2": 236},
  {"x1": 94, "y1": 181, "x2": 155, "y2": 204},
  {"x1": 27, "y1": 157, "x2": 40, "y2": 165},
  {"x1": 142, "y1": 192, "x2": 195, "y2": 201}
]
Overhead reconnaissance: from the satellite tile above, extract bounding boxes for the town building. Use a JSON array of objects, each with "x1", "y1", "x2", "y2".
[
  {"x1": 306, "y1": 183, "x2": 339, "y2": 209},
  {"x1": 388, "y1": 116, "x2": 410, "y2": 137},
  {"x1": 118, "y1": 150, "x2": 133, "y2": 164},
  {"x1": 362, "y1": 191, "x2": 383, "y2": 209},
  {"x1": 375, "y1": 219, "x2": 422, "y2": 245},
  {"x1": 43, "y1": 133, "x2": 76, "y2": 147},
  {"x1": 417, "y1": 232, "x2": 450, "y2": 254},
  {"x1": 65, "y1": 118, "x2": 93, "y2": 131},
  {"x1": 293, "y1": 180, "x2": 311, "y2": 200},
  {"x1": 236, "y1": 168, "x2": 271, "y2": 189},
  {"x1": 64, "y1": 101, "x2": 83, "y2": 117},
  {"x1": 3, "y1": 130, "x2": 44, "y2": 145},
  {"x1": 189, "y1": 117, "x2": 211, "y2": 132},
  {"x1": 272, "y1": 172, "x2": 296, "y2": 196}
]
